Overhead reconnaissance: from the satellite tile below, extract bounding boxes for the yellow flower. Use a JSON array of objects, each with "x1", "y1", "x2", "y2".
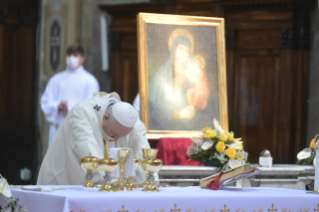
[
  {"x1": 219, "y1": 133, "x2": 227, "y2": 141},
  {"x1": 215, "y1": 141, "x2": 226, "y2": 153},
  {"x1": 202, "y1": 127, "x2": 210, "y2": 133},
  {"x1": 204, "y1": 130, "x2": 217, "y2": 139},
  {"x1": 310, "y1": 139, "x2": 315, "y2": 148},
  {"x1": 226, "y1": 147, "x2": 236, "y2": 159},
  {"x1": 227, "y1": 134, "x2": 234, "y2": 142}
]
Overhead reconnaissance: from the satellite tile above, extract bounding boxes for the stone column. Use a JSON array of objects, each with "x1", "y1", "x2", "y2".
[{"x1": 38, "y1": 0, "x2": 83, "y2": 158}]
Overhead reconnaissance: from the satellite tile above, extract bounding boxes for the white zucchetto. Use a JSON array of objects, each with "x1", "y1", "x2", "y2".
[{"x1": 112, "y1": 102, "x2": 138, "y2": 128}]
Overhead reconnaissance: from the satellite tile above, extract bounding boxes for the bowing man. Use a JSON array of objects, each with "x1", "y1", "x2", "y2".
[{"x1": 37, "y1": 92, "x2": 157, "y2": 185}]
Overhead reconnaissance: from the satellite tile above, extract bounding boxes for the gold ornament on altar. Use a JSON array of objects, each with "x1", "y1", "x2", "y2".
[
  {"x1": 79, "y1": 153, "x2": 99, "y2": 187},
  {"x1": 113, "y1": 149, "x2": 131, "y2": 191},
  {"x1": 98, "y1": 140, "x2": 119, "y2": 192},
  {"x1": 141, "y1": 148, "x2": 162, "y2": 192}
]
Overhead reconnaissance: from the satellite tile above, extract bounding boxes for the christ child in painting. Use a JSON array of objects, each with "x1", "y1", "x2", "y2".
[
  {"x1": 172, "y1": 55, "x2": 210, "y2": 120},
  {"x1": 186, "y1": 55, "x2": 210, "y2": 110}
]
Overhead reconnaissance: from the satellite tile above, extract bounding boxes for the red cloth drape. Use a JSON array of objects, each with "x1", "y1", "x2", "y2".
[{"x1": 156, "y1": 138, "x2": 202, "y2": 166}]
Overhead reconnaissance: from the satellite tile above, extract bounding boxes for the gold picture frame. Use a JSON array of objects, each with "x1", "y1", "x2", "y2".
[{"x1": 137, "y1": 13, "x2": 228, "y2": 139}]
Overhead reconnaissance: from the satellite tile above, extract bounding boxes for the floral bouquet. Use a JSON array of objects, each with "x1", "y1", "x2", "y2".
[
  {"x1": 296, "y1": 137, "x2": 317, "y2": 165},
  {"x1": 186, "y1": 119, "x2": 248, "y2": 171}
]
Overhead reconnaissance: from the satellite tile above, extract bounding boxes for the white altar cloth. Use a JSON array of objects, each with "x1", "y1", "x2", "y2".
[{"x1": 11, "y1": 186, "x2": 319, "y2": 212}]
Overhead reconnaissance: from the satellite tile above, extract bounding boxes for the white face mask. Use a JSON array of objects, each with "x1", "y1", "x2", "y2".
[{"x1": 66, "y1": 56, "x2": 80, "y2": 70}]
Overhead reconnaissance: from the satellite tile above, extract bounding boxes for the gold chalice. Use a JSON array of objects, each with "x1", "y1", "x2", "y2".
[
  {"x1": 98, "y1": 157, "x2": 119, "y2": 192},
  {"x1": 125, "y1": 157, "x2": 140, "y2": 190},
  {"x1": 140, "y1": 148, "x2": 159, "y2": 187},
  {"x1": 80, "y1": 153, "x2": 99, "y2": 187},
  {"x1": 113, "y1": 149, "x2": 130, "y2": 191},
  {"x1": 140, "y1": 148, "x2": 162, "y2": 192},
  {"x1": 97, "y1": 139, "x2": 120, "y2": 191},
  {"x1": 142, "y1": 158, "x2": 162, "y2": 192}
]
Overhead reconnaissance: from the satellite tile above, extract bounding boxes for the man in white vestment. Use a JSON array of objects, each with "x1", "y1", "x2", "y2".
[
  {"x1": 132, "y1": 93, "x2": 140, "y2": 117},
  {"x1": 37, "y1": 92, "x2": 157, "y2": 185},
  {"x1": 41, "y1": 44, "x2": 100, "y2": 147}
]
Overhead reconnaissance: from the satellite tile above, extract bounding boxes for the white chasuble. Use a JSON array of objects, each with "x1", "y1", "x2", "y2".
[
  {"x1": 37, "y1": 93, "x2": 156, "y2": 185},
  {"x1": 40, "y1": 66, "x2": 100, "y2": 147}
]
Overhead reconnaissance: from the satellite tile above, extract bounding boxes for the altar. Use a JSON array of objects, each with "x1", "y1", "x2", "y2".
[
  {"x1": 159, "y1": 164, "x2": 315, "y2": 190},
  {"x1": 10, "y1": 185, "x2": 319, "y2": 212}
]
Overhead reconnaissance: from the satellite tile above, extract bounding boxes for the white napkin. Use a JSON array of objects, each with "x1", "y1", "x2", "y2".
[
  {"x1": 21, "y1": 186, "x2": 66, "y2": 192},
  {"x1": 109, "y1": 147, "x2": 135, "y2": 179},
  {"x1": 0, "y1": 178, "x2": 12, "y2": 198}
]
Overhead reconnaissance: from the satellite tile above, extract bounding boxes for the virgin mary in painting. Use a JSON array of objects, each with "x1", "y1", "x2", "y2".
[{"x1": 148, "y1": 28, "x2": 213, "y2": 131}]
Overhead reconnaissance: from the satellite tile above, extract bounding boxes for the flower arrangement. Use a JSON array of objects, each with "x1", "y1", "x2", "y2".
[
  {"x1": 296, "y1": 137, "x2": 317, "y2": 165},
  {"x1": 186, "y1": 119, "x2": 248, "y2": 171},
  {"x1": 0, "y1": 175, "x2": 28, "y2": 212}
]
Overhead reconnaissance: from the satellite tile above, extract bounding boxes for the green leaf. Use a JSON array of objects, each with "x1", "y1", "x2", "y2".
[{"x1": 208, "y1": 154, "x2": 214, "y2": 161}]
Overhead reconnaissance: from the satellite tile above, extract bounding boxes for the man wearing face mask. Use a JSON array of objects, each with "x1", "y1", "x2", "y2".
[{"x1": 41, "y1": 44, "x2": 100, "y2": 148}]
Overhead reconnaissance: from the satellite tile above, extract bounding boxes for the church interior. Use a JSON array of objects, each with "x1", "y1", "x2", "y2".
[{"x1": 1, "y1": 0, "x2": 319, "y2": 211}]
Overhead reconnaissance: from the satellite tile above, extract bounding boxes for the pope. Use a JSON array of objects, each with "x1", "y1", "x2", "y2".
[{"x1": 37, "y1": 92, "x2": 157, "y2": 185}]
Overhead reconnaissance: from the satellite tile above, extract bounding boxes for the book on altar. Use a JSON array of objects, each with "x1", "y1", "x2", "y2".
[{"x1": 200, "y1": 163, "x2": 261, "y2": 190}]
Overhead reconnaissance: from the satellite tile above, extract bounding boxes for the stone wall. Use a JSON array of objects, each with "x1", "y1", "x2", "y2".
[{"x1": 307, "y1": 3, "x2": 319, "y2": 143}]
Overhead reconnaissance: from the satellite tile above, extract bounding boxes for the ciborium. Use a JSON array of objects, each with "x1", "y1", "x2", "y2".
[
  {"x1": 98, "y1": 157, "x2": 118, "y2": 192},
  {"x1": 80, "y1": 153, "x2": 99, "y2": 187},
  {"x1": 98, "y1": 140, "x2": 119, "y2": 192},
  {"x1": 141, "y1": 148, "x2": 162, "y2": 192},
  {"x1": 113, "y1": 149, "x2": 130, "y2": 191},
  {"x1": 125, "y1": 157, "x2": 140, "y2": 190}
]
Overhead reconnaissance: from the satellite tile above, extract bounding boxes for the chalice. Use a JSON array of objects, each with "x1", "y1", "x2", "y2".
[
  {"x1": 141, "y1": 148, "x2": 162, "y2": 192},
  {"x1": 141, "y1": 148, "x2": 158, "y2": 186},
  {"x1": 98, "y1": 140, "x2": 119, "y2": 192},
  {"x1": 142, "y1": 158, "x2": 162, "y2": 192},
  {"x1": 98, "y1": 157, "x2": 119, "y2": 192},
  {"x1": 125, "y1": 157, "x2": 140, "y2": 190},
  {"x1": 113, "y1": 149, "x2": 130, "y2": 191},
  {"x1": 80, "y1": 153, "x2": 99, "y2": 187}
]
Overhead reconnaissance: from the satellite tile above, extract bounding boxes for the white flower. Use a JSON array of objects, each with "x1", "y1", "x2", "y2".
[
  {"x1": 228, "y1": 159, "x2": 245, "y2": 169},
  {"x1": 236, "y1": 150, "x2": 248, "y2": 161},
  {"x1": 186, "y1": 145, "x2": 193, "y2": 156},
  {"x1": 191, "y1": 137, "x2": 203, "y2": 146},
  {"x1": 227, "y1": 140, "x2": 243, "y2": 150},
  {"x1": 214, "y1": 152, "x2": 227, "y2": 163},
  {"x1": 201, "y1": 140, "x2": 214, "y2": 150},
  {"x1": 297, "y1": 150, "x2": 311, "y2": 160},
  {"x1": 213, "y1": 119, "x2": 224, "y2": 133}
]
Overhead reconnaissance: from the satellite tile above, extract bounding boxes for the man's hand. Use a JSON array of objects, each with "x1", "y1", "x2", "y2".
[{"x1": 58, "y1": 101, "x2": 68, "y2": 111}]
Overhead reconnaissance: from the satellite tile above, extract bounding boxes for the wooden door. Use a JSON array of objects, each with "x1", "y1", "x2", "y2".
[{"x1": 0, "y1": 3, "x2": 38, "y2": 184}]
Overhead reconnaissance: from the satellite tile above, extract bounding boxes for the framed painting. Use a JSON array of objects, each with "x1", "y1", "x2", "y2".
[{"x1": 137, "y1": 13, "x2": 228, "y2": 139}]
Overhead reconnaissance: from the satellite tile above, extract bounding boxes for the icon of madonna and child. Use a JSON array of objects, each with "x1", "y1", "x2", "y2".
[{"x1": 148, "y1": 28, "x2": 220, "y2": 131}]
